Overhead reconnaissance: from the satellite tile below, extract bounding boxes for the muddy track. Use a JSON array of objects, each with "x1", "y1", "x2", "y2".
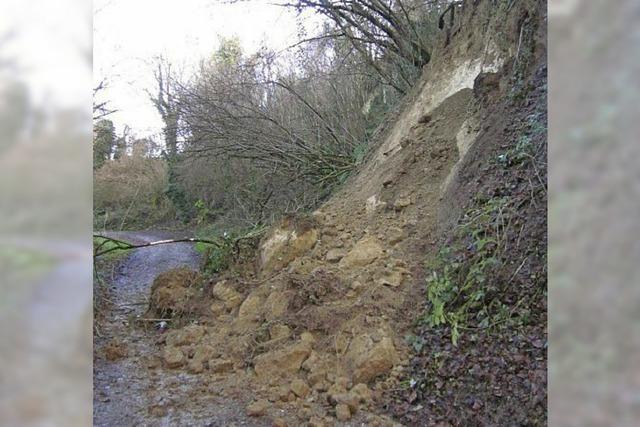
[{"x1": 93, "y1": 232, "x2": 263, "y2": 427}]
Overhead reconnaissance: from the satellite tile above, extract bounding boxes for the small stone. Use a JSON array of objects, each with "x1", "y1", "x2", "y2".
[
  {"x1": 265, "y1": 291, "x2": 290, "y2": 318},
  {"x1": 403, "y1": 219, "x2": 418, "y2": 228},
  {"x1": 323, "y1": 228, "x2": 338, "y2": 237},
  {"x1": 308, "y1": 417, "x2": 326, "y2": 427},
  {"x1": 148, "y1": 404, "x2": 168, "y2": 417},
  {"x1": 238, "y1": 293, "x2": 264, "y2": 319},
  {"x1": 327, "y1": 383, "x2": 347, "y2": 404},
  {"x1": 272, "y1": 417, "x2": 288, "y2": 427},
  {"x1": 339, "y1": 237, "x2": 384, "y2": 268},
  {"x1": 192, "y1": 344, "x2": 215, "y2": 365},
  {"x1": 338, "y1": 232, "x2": 351, "y2": 241},
  {"x1": 377, "y1": 271, "x2": 403, "y2": 288},
  {"x1": 290, "y1": 379, "x2": 311, "y2": 398},
  {"x1": 210, "y1": 302, "x2": 226, "y2": 316},
  {"x1": 334, "y1": 392, "x2": 359, "y2": 412},
  {"x1": 276, "y1": 385, "x2": 290, "y2": 401},
  {"x1": 335, "y1": 403, "x2": 351, "y2": 421},
  {"x1": 394, "y1": 197, "x2": 411, "y2": 210},
  {"x1": 253, "y1": 341, "x2": 312, "y2": 379},
  {"x1": 269, "y1": 324, "x2": 291, "y2": 341},
  {"x1": 298, "y1": 407, "x2": 314, "y2": 419},
  {"x1": 267, "y1": 391, "x2": 279, "y2": 403},
  {"x1": 365, "y1": 195, "x2": 386, "y2": 213},
  {"x1": 313, "y1": 381, "x2": 329, "y2": 392},
  {"x1": 418, "y1": 114, "x2": 432, "y2": 124},
  {"x1": 212, "y1": 280, "x2": 243, "y2": 310},
  {"x1": 166, "y1": 325, "x2": 207, "y2": 347},
  {"x1": 393, "y1": 259, "x2": 407, "y2": 268},
  {"x1": 145, "y1": 355, "x2": 162, "y2": 369},
  {"x1": 351, "y1": 383, "x2": 373, "y2": 403},
  {"x1": 351, "y1": 280, "x2": 364, "y2": 290},
  {"x1": 246, "y1": 399, "x2": 269, "y2": 417},
  {"x1": 187, "y1": 359, "x2": 204, "y2": 374},
  {"x1": 325, "y1": 249, "x2": 346, "y2": 263},
  {"x1": 311, "y1": 210, "x2": 325, "y2": 221},
  {"x1": 334, "y1": 376, "x2": 351, "y2": 390},
  {"x1": 308, "y1": 370, "x2": 327, "y2": 386},
  {"x1": 387, "y1": 227, "x2": 405, "y2": 245},
  {"x1": 163, "y1": 346, "x2": 184, "y2": 368},
  {"x1": 210, "y1": 359, "x2": 234, "y2": 373},
  {"x1": 300, "y1": 332, "x2": 316, "y2": 344},
  {"x1": 302, "y1": 351, "x2": 320, "y2": 370},
  {"x1": 345, "y1": 334, "x2": 398, "y2": 383}
]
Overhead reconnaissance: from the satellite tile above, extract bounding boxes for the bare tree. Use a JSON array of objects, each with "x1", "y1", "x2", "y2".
[
  {"x1": 93, "y1": 78, "x2": 117, "y2": 121},
  {"x1": 176, "y1": 43, "x2": 369, "y2": 185},
  {"x1": 228, "y1": 0, "x2": 445, "y2": 93}
]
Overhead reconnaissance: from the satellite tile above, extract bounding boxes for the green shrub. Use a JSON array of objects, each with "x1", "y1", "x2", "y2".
[
  {"x1": 195, "y1": 225, "x2": 266, "y2": 276},
  {"x1": 423, "y1": 197, "x2": 511, "y2": 345}
]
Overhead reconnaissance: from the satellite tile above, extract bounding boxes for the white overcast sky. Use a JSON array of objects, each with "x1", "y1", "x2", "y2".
[
  {"x1": 0, "y1": 0, "x2": 91, "y2": 111},
  {"x1": 94, "y1": 0, "x2": 320, "y2": 139}
]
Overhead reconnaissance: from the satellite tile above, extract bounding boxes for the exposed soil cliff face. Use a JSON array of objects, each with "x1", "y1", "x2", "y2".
[{"x1": 95, "y1": 1, "x2": 547, "y2": 425}]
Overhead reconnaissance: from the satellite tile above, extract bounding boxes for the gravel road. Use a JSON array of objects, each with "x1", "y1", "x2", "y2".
[{"x1": 93, "y1": 231, "x2": 264, "y2": 427}]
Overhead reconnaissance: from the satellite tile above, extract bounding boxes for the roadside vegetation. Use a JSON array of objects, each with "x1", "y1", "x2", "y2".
[
  {"x1": 93, "y1": 235, "x2": 132, "y2": 335},
  {"x1": 93, "y1": 1, "x2": 449, "y2": 237}
]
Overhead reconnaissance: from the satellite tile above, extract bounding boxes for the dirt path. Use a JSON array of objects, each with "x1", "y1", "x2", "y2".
[{"x1": 93, "y1": 232, "x2": 263, "y2": 427}]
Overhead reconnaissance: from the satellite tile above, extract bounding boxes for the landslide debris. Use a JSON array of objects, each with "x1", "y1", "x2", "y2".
[{"x1": 143, "y1": 1, "x2": 547, "y2": 425}]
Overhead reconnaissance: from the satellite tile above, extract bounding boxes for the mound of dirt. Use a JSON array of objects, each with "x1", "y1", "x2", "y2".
[
  {"x1": 103, "y1": 339, "x2": 128, "y2": 361},
  {"x1": 148, "y1": 267, "x2": 202, "y2": 318}
]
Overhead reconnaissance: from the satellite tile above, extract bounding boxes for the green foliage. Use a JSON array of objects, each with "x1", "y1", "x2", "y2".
[
  {"x1": 423, "y1": 197, "x2": 514, "y2": 345},
  {"x1": 164, "y1": 155, "x2": 193, "y2": 224},
  {"x1": 195, "y1": 225, "x2": 266, "y2": 276},
  {"x1": 193, "y1": 199, "x2": 211, "y2": 225},
  {"x1": 351, "y1": 141, "x2": 370, "y2": 166},
  {"x1": 405, "y1": 334, "x2": 426, "y2": 353},
  {"x1": 498, "y1": 113, "x2": 545, "y2": 168},
  {"x1": 93, "y1": 236, "x2": 130, "y2": 260},
  {"x1": 498, "y1": 135, "x2": 533, "y2": 166},
  {"x1": 93, "y1": 119, "x2": 116, "y2": 170},
  {"x1": 198, "y1": 239, "x2": 233, "y2": 275}
]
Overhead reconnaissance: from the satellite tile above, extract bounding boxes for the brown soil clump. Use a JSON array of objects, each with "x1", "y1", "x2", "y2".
[
  {"x1": 103, "y1": 340, "x2": 128, "y2": 361},
  {"x1": 148, "y1": 267, "x2": 202, "y2": 318}
]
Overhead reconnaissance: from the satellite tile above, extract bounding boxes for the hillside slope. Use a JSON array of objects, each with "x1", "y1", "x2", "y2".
[{"x1": 135, "y1": 1, "x2": 547, "y2": 425}]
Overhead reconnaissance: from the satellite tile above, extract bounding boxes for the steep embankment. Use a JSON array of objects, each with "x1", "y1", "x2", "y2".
[{"x1": 108, "y1": 1, "x2": 546, "y2": 425}]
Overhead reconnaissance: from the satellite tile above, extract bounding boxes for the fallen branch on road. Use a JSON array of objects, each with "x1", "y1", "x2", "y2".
[{"x1": 93, "y1": 235, "x2": 223, "y2": 258}]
